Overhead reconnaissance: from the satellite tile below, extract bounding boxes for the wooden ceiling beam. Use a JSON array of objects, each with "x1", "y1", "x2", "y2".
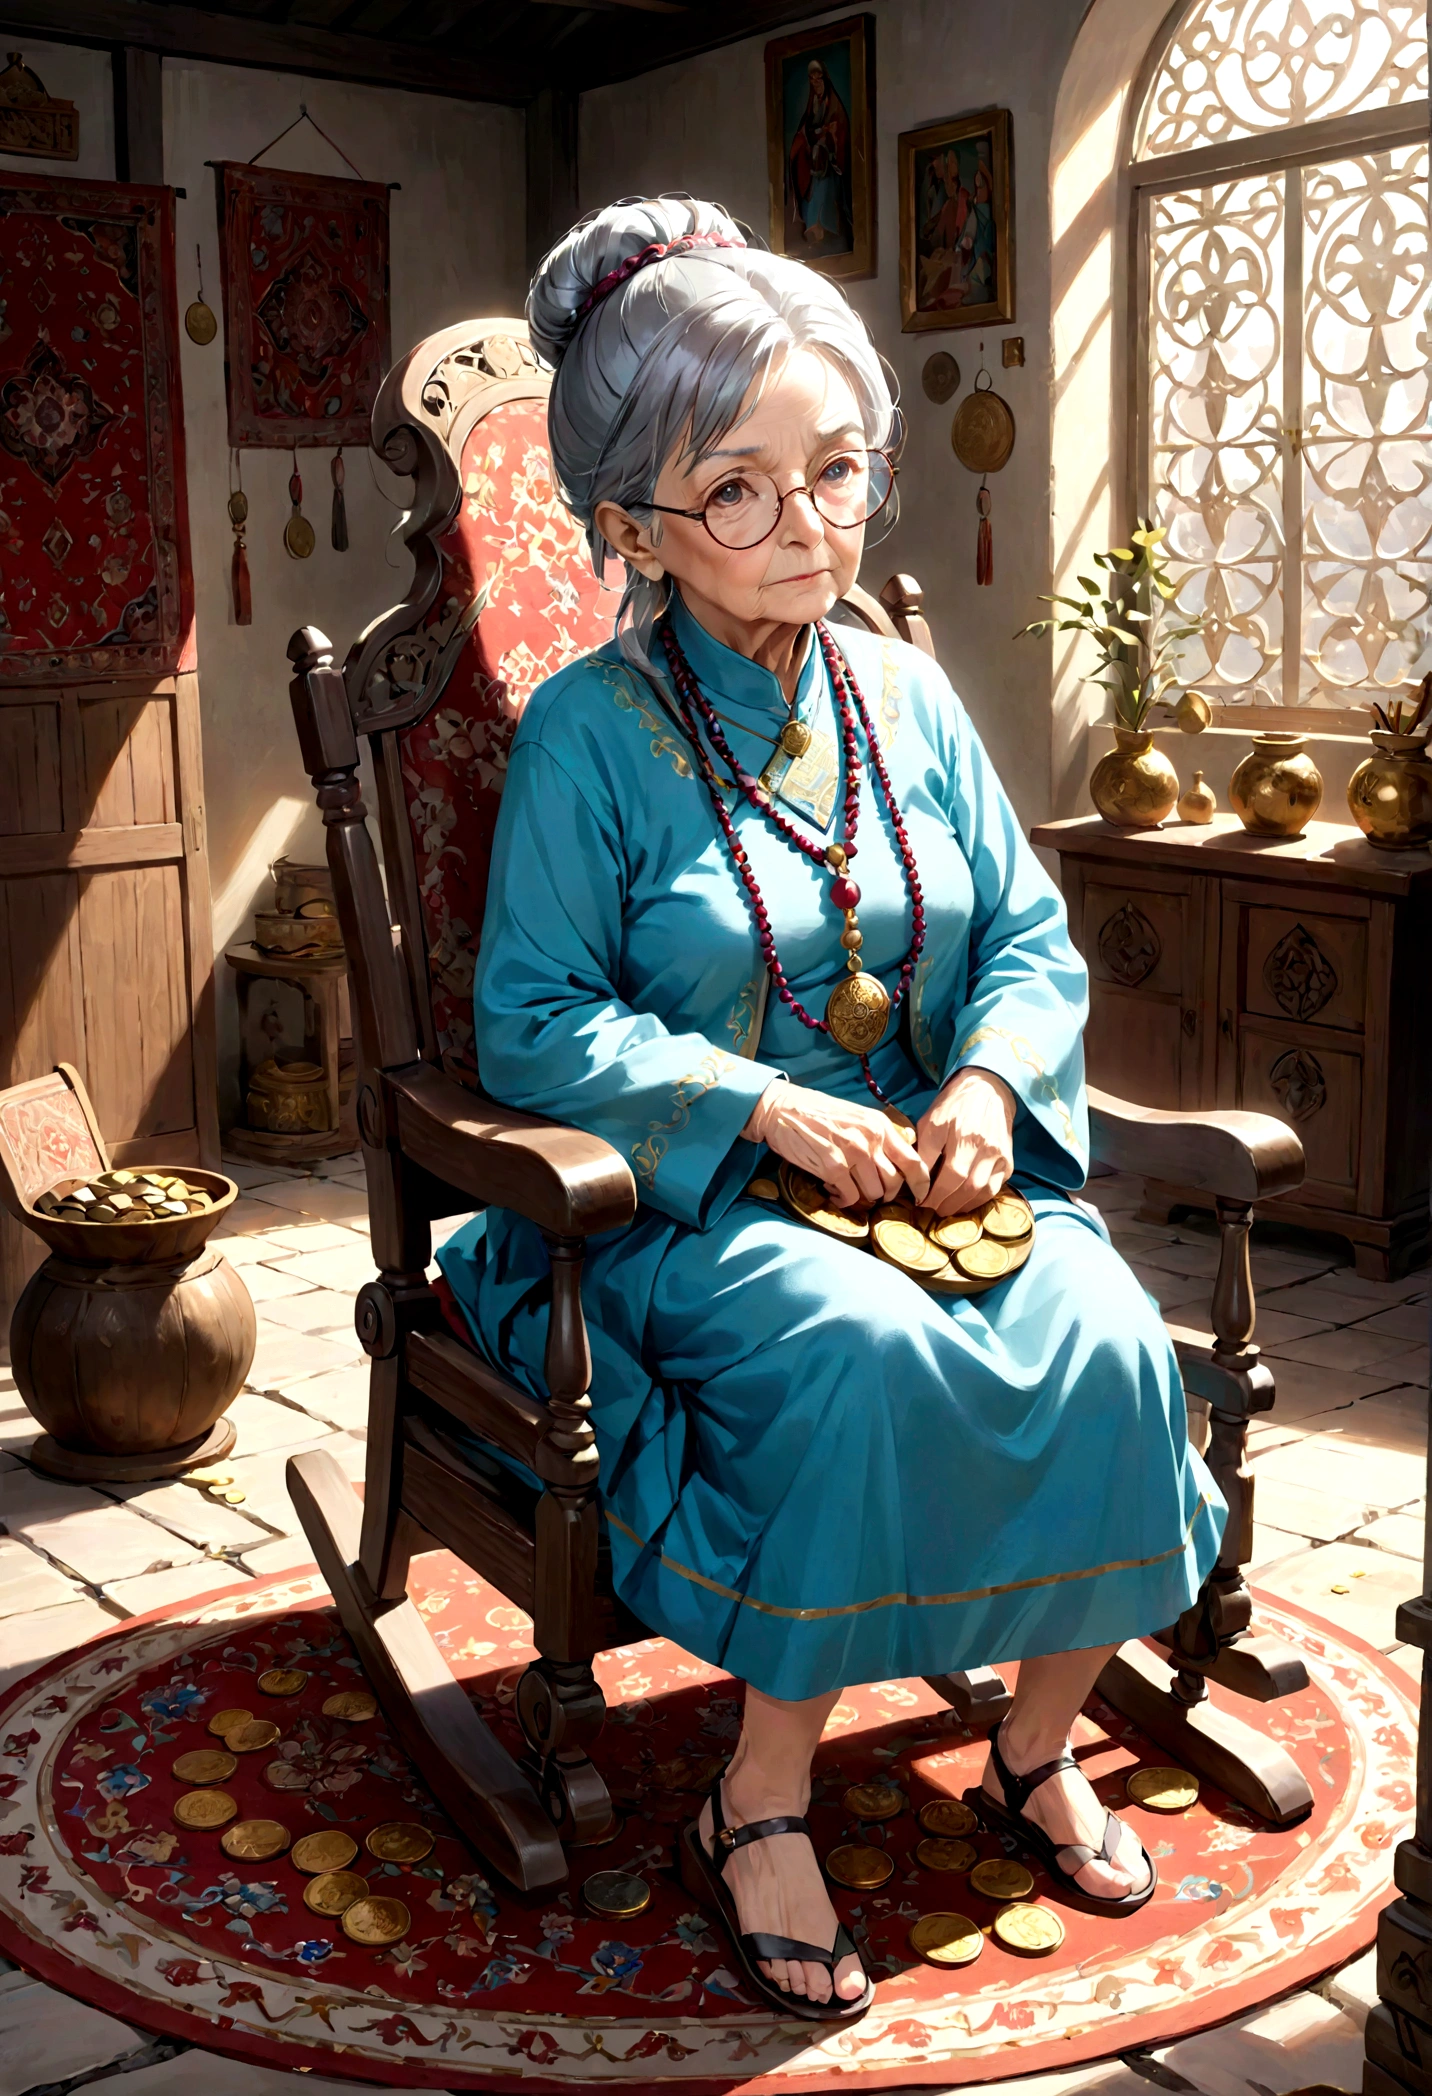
[
  {"x1": 550, "y1": 0, "x2": 859, "y2": 85},
  {"x1": 13, "y1": 0, "x2": 540, "y2": 102}
]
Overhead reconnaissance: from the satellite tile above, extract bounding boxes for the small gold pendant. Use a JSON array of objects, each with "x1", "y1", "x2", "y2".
[
  {"x1": 780, "y1": 718, "x2": 812, "y2": 757},
  {"x1": 826, "y1": 969, "x2": 891, "y2": 1054}
]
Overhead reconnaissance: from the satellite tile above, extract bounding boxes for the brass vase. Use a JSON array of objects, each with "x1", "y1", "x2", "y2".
[
  {"x1": 1178, "y1": 770, "x2": 1217, "y2": 824},
  {"x1": 1089, "y1": 727, "x2": 1179, "y2": 831},
  {"x1": 1229, "y1": 731, "x2": 1323, "y2": 837},
  {"x1": 1346, "y1": 729, "x2": 1432, "y2": 850}
]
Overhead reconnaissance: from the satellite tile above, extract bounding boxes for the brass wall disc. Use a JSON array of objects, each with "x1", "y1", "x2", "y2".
[
  {"x1": 921, "y1": 351, "x2": 961, "y2": 404},
  {"x1": 257, "y1": 1667, "x2": 309, "y2": 1697},
  {"x1": 1127, "y1": 1766, "x2": 1199, "y2": 1812},
  {"x1": 908, "y1": 1911, "x2": 983, "y2": 1965},
  {"x1": 284, "y1": 512, "x2": 316, "y2": 561},
  {"x1": 981, "y1": 1193, "x2": 1034, "y2": 1242},
  {"x1": 955, "y1": 1238, "x2": 1011, "y2": 1280},
  {"x1": 366, "y1": 1821, "x2": 435, "y2": 1864},
  {"x1": 969, "y1": 1857, "x2": 1034, "y2": 1901},
  {"x1": 226, "y1": 490, "x2": 248, "y2": 529},
  {"x1": 342, "y1": 1895, "x2": 411, "y2": 1945},
  {"x1": 322, "y1": 1690, "x2": 378, "y2": 1722},
  {"x1": 225, "y1": 1718, "x2": 282, "y2": 1754},
  {"x1": 582, "y1": 1869, "x2": 651, "y2": 1919},
  {"x1": 780, "y1": 1162, "x2": 869, "y2": 1240},
  {"x1": 304, "y1": 1869, "x2": 369, "y2": 1917},
  {"x1": 928, "y1": 1214, "x2": 982, "y2": 1251},
  {"x1": 842, "y1": 1782, "x2": 905, "y2": 1822},
  {"x1": 915, "y1": 1836, "x2": 978, "y2": 1873},
  {"x1": 184, "y1": 299, "x2": 217, "y2": 345},
  {"x1": 221, "y1": 1818, "x2": 291, "y2": 1862},
  {"x1": 172, "y1": 1748, "x2": 237, "y2": 1785},
  {"x1": 825, "y1": 970, "x2": 892, "y2": 1055},
  {"x1": 207, "y1": 1707, "x2": 252, "y2": 1738},
  {"x1": 825, "y1": 1843, "x2": 894, "y2": 1891},
  {"x1": 918, "y1": 1798, "x2": 979, "y2": 1839},
  {"x1": 173, "y1": 1788, "x2": 238, "y2": 1831},
  {"x1": 994, "y1": 1902, "x2": 1065, "y2": 1953},
  {"x1": 951, "y1": 388, "x2": 1016, "y2": 474},
  {"x1": 292, "y1": 1830, "x2": 360, "y2": 1876}
]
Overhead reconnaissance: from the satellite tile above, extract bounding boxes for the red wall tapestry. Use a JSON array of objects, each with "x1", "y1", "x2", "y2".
[
  {"x1": 214, "y1": 162, "x2": 390, "y2": 449},
  {"x1": 0, "y1": 177, "x2": 193, "y2": 686}
]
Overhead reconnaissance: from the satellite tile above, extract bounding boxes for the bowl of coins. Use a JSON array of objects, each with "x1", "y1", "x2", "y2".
[
  {"x1": 23, "y1": 1166, "x2": 240, "y2": 1265},
  {"x1": 774, "y1": 1163, "x2": 1035, "y2": 1296}
]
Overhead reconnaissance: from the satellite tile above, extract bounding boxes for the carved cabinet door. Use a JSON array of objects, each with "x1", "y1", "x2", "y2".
[{"x1": 1067, "y1": 861, "x2": 1217, "y2": 1110}]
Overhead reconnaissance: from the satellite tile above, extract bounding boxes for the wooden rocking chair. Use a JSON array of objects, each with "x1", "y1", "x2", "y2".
[{"x1": 285, "y1": 318, "x2": 1314, "y2": 1895}]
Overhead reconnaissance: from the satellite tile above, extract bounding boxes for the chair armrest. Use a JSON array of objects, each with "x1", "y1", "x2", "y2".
[
  {"x1": 1087, "y1": 1086, "x2": 1304, "y2": 1204},
  {"x1": 386, "y1": 1064, "x2": 637, "y2": 1238}
]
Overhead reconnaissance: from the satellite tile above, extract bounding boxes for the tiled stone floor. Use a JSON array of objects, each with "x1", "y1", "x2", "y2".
[{"x1": 0, "y1": 1158, "x2": 1424, "y2": 2094}]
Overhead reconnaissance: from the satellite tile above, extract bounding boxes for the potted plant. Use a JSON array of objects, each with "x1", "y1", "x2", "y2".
[
  {"x1": 1021, "y1": 522, "x2": 1209, "y2": 829},
  {"x1": 1346, "y1": 674, "x2": 1432, "y2": 850}
]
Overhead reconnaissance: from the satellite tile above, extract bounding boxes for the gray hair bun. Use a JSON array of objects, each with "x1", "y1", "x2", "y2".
[{"x1": 527, "y1": 194, "x2": 746, "y2": 370}]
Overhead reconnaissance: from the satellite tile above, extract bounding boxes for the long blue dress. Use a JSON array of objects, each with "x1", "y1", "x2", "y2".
[{"x1": 438, "y1": 593, "x2": 1224, "y2": 1701}]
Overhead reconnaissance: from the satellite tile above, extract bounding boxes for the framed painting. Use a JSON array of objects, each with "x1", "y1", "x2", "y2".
[
  {"x1": 898, "y1": 108, "x2": 1015, "y2": 332},
  {"x1": 765, "y1": 14, "x2": 875, "y2": 282}
]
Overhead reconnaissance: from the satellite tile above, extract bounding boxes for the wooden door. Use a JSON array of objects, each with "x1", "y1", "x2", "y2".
[
  {"x1": 0, "y1": 668, "x2": 216, "y2": 1312},
  {"x1": 1062, "y1": 856, "x2": 1218, "y2": 1110}
]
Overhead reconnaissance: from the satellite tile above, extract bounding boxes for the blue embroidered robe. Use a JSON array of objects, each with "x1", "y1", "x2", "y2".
[{"x1": 439, "y1": 594, "x2": 1223, "y2": 1699}]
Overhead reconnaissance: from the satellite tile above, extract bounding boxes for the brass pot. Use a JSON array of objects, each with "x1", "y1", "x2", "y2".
[
  {"x1": 1089, "y1": 727, "x2": 1179, "y2": 831},
  {"x1": 271, "y1": 857, "x2": 335, "y2": 915},
  {"x1": 246, "y1": 1057, "x2": 333, "y2": 1134},
  {"x1": 1346, "y1": 729, "x2": 1432, "y2": 850},
  {"x1": 1229, "y1": 732, "x2": 1323, "y2": 836}
]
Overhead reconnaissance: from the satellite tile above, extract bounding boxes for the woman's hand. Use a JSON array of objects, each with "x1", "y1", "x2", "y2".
[
  {"x1": 745, "y1": 1080, "x2": 930, "y2": 1211},
  {"x1": 914, "y1": 1067, "x2": 1016, "y2": 1217}
]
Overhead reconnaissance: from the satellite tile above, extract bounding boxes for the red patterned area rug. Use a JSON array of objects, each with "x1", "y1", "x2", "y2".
[{"x1": 0, "y1": 1556, "x2": 1412, "y2": 2092}]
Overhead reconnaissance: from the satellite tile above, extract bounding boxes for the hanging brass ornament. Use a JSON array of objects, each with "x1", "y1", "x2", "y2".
[
  {"x1": 228, "y1": 479, "x2": 251, "y2": 625},
  {"x1": 185, "y1": 243, "x2": 217, "y2": 346},
  {"x1": 951, "y1": 353, "x2": 1016, "y2": 587},
  {"x1": 921, "y1": 351, "x2": 960, "y2": 404},
  {"x1": 284, "y1": 455, "x2": 316, "y2": 560},
  {"x1": 330, "y1": 447, "x2": 348, "y2": 553}
]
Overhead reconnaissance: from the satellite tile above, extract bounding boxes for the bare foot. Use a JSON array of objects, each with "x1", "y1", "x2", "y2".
[
  {"x1": 697, "y1": 1775, "x2": 865, "y2": 2005},
  {"x1": 981, "y1": 1731, "x2": 1150, "y2": 1901}
]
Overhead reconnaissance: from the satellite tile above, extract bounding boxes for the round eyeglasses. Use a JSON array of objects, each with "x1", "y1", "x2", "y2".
[{"x1": 648, "y1": 449, "x2": 897, "y2": 552}]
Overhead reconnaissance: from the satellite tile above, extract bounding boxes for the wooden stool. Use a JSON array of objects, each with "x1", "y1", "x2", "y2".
[{"x1": 224, "y1": 942, "x2": 358, "y2": 1166}]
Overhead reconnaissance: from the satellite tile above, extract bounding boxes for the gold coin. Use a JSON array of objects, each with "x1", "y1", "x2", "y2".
[
  {"x1": 981, "y1": 1193, "x2": 1035, "y2": 1243},
  {"x1": 173, "y1": 1788, "x2": 238, "y2": 1831},
  {"x1": 928, "y1": 1213, "x2": 983, "y2": 1251},
  {"x1": 221, "y1": 1818, "x2": 291, "y2": 1862},
  {"x1": 915, "y1": 1836, "x2": 978, "y2": 1874},
  {"x1": 918, "y1": 1798, "x2": 979, "y2": 1839},
  {"x1": 208, "y1": 1707, "x2": 252, "y2": 1738},
  {"x1": 304, "y1": 1869, "x2": 369, "y2": 1916},
  {"x1": 883, "y1": 1104, "x2": 917, "y2": 1140},
  {"x1": 322, "y1": 1691, "x2": 378, "y2": 1723},
  {"x1": 291, "y1": 1830, "x2": 360, "y2": 1875},
  {"x1": 955, "y1": 1238, "x2": 1012, "y2": 1280},
  {"x1": 994, "y1": 1902, "x2": 1065, "y2": 1953},
  {"x1": 781, "y1": 1164, "x2": 869, "y2": 1241},
  {"x1": 825, "y1": 1843, "x2": 894, "y2": 1891},
  {"x1": 1127, "y1": 1766, "x2": 1199, "y2": 1812},
  {"x1": 842, "y1": 1783, "x2": 905, "y2": 1822},
  {"x1": 970, "y1": 1857, "x2": 1034, "y2": 1901},
  {"x1": 582, "y1": 1869, "x2": 651, "y2": 1919},
  {"x1": 257, "y1": 1668, "x2": 309, "y2": 1697},
  {"x1": 172, "y1": 1748, "x2": 237, "y2": 1785},
  {"x1": 284, "y1": 512, "x2": 316, "y2": 561},
  {"x1": 341, "y1": 1895, "x2": 411, "y2": 1945},
  {"x1": 908, "y1": 1911, "x2": 984, "y2": 1966},
  {"x1": 226, "y1": 1718, "x2": 282, "y2": 1754},
  {"x1": 745, "y1": 1176, "x2": 781, "y2": 1202},
  {"x1": 262, "y1": 1759, "x2": 312, "y2": 1792},
  {"x1": 365, "y1": 1820, "x2": 435, "y2": 1865},
  {"x1": 872, "y1": 1215, "x2": 949, "y2": 1275}
]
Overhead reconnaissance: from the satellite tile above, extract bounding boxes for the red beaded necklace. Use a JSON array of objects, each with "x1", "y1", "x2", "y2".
[{"x1": 660, "y1": 617, "x2": 927, "y2": 1105}]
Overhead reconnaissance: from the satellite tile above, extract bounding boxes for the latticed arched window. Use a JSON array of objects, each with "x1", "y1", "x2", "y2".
[{"x1": 1132, "y1": 0, "x2": 1430, "y2": 716}]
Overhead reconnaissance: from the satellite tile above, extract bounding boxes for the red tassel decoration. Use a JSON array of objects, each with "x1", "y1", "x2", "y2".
[
  {"x1": 976, "y1": 480, "x2": 993, "y2": 587},
  {"x1": 330, "y1": 447, "x2": 348, "y2": 553},
  {"x1": 228, "y1": 487, "x2": 252, "y2": 625}
]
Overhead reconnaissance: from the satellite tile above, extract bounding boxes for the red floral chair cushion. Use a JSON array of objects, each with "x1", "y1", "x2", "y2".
[{"x1": 396, "y1": 398, "x2": 616, "y2": 1068}]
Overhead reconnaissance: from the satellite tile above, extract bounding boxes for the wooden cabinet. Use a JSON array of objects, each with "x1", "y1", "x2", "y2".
[{"x1": 1031, "y1": 814, "x2": 1431, "y2": 1278}]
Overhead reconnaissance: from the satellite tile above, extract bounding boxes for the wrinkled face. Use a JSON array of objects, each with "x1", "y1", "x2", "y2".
[{"x1": 640, "y1": 348, "x2": 872, "y2": 633}]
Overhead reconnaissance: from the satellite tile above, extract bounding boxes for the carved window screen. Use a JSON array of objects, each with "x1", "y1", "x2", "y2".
[{"x1": 1132, "y1": 0, "x2": 1431, "y2": 722}]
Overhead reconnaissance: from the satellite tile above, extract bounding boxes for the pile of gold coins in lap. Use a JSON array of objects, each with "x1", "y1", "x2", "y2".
[
  {"x1": 824, "y1": 1784, "x2": 1065, "y2": 1965},
  {"x1": 34, "y1": 1168, "x2": 215, "y2": 1223},
  {"x1": 753, "y1": 1166, "x2": 1036, "y2": 1297},
  {"x1": 168, "y1": 1670, "x2": 430, "y2": 1947}
]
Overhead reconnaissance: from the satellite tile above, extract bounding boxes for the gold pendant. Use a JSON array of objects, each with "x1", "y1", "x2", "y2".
[
  {"x1": 825, "y1": 968, "x2": 891, "y2": 1054},
  {"x1": 780, "y1": 718, "x2": 812, "y2": 757}
]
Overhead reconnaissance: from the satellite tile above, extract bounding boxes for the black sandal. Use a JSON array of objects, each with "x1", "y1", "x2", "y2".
[
  {"x1": 966, "y1": 1720, "x2": 1157, "y2": 1917},
  {"x1": 678, "y1": 1778, "x2": 874, "y2": 2023}
]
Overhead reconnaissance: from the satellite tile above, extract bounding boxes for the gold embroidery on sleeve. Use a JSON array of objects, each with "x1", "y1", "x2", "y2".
[
  {"x1": 594, "y1": 659, "x2": 692, "y2": 779},
  {"x1": 727, "y1": 977, "x2": 763, "y2": 1059},
  {"x1": 631, "y1": 1049, "x2": 735, "y2": 1190},
  {"x1": 908, "y1": 955, "x2": 940, "y2": 1081},
  {"x1": 957, "y1": 1024, "x2": 1082, "y2": 1153},
  {"x1": 879, "y1": 641, "x2": 902, "y2": 750}
]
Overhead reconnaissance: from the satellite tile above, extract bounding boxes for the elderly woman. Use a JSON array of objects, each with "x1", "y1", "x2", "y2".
[{"x1": 438, "y1": 195, "x2": 1223, "y2": 2022}]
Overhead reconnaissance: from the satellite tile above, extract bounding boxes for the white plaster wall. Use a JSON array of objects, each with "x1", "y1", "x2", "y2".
[
  {"x1": 0, "y1": 39, "x2": 115, "y2": 181},
  {"x1": 579, "y1": 0, "x2": 1090, "y2": 827},
  {"x1": 162, "y1": 60, "x2": 526, "y2": 1115}
]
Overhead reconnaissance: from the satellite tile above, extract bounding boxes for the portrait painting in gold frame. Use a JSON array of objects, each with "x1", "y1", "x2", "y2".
[
  {"x1": 898, "y1": 107, "x2": 1014, "y2": 332},
  {"x1": 764, "y1": 14, "x2": 876, "y2": 282}
]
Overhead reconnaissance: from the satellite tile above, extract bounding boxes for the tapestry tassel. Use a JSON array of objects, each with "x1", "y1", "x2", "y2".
[
  {"x1": 331, "y1": 447, "x2": 348, "y2": 553},
  {"x1": 228, "y1": 485, "x2": 252, "y2": 625},
  {"x1": 976, "y1": 480, "x2": 993, "y2": 588}
]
